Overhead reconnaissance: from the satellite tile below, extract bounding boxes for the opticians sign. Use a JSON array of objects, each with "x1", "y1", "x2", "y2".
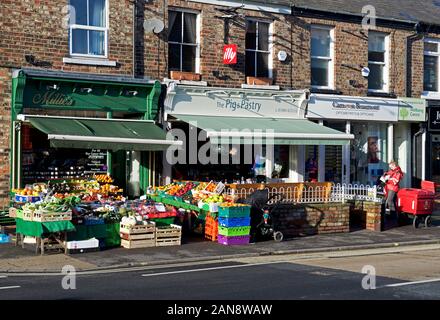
[{"x1": 307, "y1": 94, "x2": 399, "y2": 122}]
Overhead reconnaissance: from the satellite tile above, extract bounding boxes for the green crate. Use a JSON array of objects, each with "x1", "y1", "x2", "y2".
[
  {"x1": 150, "y1": 217, "x2": 175, "y2": 226},
  {"x1": 218, "y1": 226, "x2": 251, "y2": 237},
  {"x1": 218, "y1": 205, "x2": 251, "y2": 218}
]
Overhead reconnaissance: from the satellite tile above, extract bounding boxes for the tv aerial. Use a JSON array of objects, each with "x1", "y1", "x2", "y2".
[{"x1": 215, "y1": 4, "x2": 245, "y2": 19}]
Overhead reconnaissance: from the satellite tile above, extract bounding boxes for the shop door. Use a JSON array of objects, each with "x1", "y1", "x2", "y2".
[
  {"x1": 325, "y1": 145, "x2": 343, "y2": 184},
  {"x1": 324, "y1": 121, "x2": 346, "y2": 184},
  {"x1": 431, "y1": 136, "x2": 440, "y2": 183}
]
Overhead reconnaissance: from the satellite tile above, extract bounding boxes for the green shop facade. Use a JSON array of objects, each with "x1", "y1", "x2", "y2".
[{"x1": 10, "y1": 69, "x2": 180, "y2": 197}]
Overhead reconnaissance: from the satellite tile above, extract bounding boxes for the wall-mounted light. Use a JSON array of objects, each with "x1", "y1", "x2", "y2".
[
  {"x1": 46, "y1": 84, "x2": 59, "y2": 91},
  {"x1": 80, "y1": 88, "x2": 93, "y2": 93}
]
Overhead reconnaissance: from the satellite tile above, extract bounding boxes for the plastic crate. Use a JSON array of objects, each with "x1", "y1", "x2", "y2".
[
  {"x1": 218, "y1": 226, "x2": 251, "y2": 237},
  {"x1": 217, "y1": 235, "x2": 250, "y2": 246},
  {"x1": 150, "y1": 217, "x2": 176, "y2": 226},
  {"x1": 15, "y1": 195, "x2": 41, "y2": 203},
  {"x1": 205, "y1": 215, "x2": 218, "y2": 229},
  {"x1": 218, "y1": 205, "x2": 251, "y2": 218},
  {"x1": 84, "y1": 217, "x2": 105, "y2": 226},
  {"x1": 0, "y1": 234, "x2": 10, "y2": 244},
  {"x1": 218, "y1": 217, "x2": 251, "y2": 228}
]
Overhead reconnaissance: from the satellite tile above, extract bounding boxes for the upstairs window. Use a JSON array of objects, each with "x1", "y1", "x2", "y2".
[
  {"x1": 424, "y1": 40, "x2": 440, "y2": 92},
  {"x1": 70, "y1": 0, "x2": 108, "y2": 57},
  {"x1": 311, "y1": 26, "x2": 334, "y2": 88},
  {"x1": 168, "y1": 10, "x2": 200, "y2": 73},
  {"x1": 368, "y1": 32, "x2": 389, "y2": 92},
  {"x1": 245, "y1": 19, "x2": 272, "y2": 78}
]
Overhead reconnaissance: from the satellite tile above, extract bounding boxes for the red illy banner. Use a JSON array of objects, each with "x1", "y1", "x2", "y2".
[{"x1": 223, "y1": 44, "x2": 237, "y2": 64}]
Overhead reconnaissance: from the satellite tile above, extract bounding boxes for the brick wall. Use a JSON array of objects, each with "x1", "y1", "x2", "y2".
[
  {"x1": 0, "y1": 68, "x2": 11, "y2": 209},
  {"x1": 141, "y1": 2, "x2": 428, "y2": 97},
  {"x1": 274, "y1": 203, "x2": 350, "y2": 237},
  {"x1": 349, "y1": 200, "x2": 382, "y2": 232},
  {"x1": 0, "y1": 0, "x2": 134, "y2": 74},
  {"x1": 143, "y1": 0, "x2": 294, "y2": 88}
]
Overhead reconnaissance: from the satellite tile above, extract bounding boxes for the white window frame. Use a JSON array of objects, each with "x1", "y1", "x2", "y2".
[
  {"x1": 423, "y1": 38, "x2": 440, "y2": 94},
  {"x1": 310, "y1": 25, "x2": 335, "y2": 90},
  {"x1": 367, "y1": 31, "x2": 390, "y2": 93},
  {"x1": 168, "y1": 8, "x2": 201, "y2": 74},
  {"x1": 69, "y1": 0, "x2": 109, "y2": 59},
  {"x1": 245, "y1": 18, "x2": 273, "y2": 79}
]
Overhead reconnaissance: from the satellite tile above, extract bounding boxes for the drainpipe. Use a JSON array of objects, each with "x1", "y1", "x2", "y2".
[{"x1": 413, "y1": 124, "x2": 426, "y2": 182}]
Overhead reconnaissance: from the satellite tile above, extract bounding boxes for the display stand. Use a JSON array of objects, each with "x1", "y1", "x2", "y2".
[{"x1": 15, "y1": 218, "x2": 75, "y2": 255}]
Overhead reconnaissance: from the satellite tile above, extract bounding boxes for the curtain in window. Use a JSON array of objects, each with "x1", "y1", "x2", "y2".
[
  {"x1": 168, "y1": 11, "x2": 180, "y2": 42},
  {"x1": 89, "y1": 0, "x2": 105, "y2": 55},
  {"x1": 183, "y1": 13, "x2": 197, "y2": 44},
  {"x1": 89, "y1": 0, "x2": 105, "y2": 27}
]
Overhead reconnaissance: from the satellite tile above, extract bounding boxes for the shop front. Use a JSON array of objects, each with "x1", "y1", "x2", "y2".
[
  {"x1": 307, "y1": 94, "x2": 426, "y2": 187},
  {"x1": 10, "y1": 69, "x2": 180, "y2": 197},
  {"x1": 425, "y1": 99, "x2": 440, "y2": 184},
  {"x1": 163, "y1": 84, "x2": 354, "y2": 184}
]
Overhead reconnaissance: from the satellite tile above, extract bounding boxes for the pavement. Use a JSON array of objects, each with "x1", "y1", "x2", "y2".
[{"x1": 1, "y1": 213, "x2": 440, "y2": 273}]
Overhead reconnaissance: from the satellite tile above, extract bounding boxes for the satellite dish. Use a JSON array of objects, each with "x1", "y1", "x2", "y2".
[{"x1": 144, "y1": 18, "x2": 165, "y2": 34}]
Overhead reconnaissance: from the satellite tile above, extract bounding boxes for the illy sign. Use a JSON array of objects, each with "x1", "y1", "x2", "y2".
[{"x1": 223, "y1": 44, "x2": 237, "y2": 64}]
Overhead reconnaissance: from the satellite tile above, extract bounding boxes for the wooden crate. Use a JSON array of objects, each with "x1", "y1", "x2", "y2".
[
  {"x1": 121, "y1": 239, "x2": 156, "y2": 249},
  {"x1": 120, "y1": 222, "x2": 156, "y2": 235},
  {"x1": 120, "y1": 222, "x2": 156, "y2": 249},
  {"x1": 8, "y1": 207, "x2": 17, "y2": 218},
  {"x1": 156, "y1": 224, "x2": 182, "y2": 247}
]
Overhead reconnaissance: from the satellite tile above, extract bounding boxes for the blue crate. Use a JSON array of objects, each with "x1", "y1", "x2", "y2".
[
  {"x1": 0, "y1": 234, "x2": 10, "y2": 244},
  {"x1": 218, "y1": 217, "x2": 251, "y2": 228},
  {"x1": 15, "y1": 195, "x2": 41, "y2": 203},
  {"x1": 84, "y1": 218, "x2": 105, "y2": 226}
]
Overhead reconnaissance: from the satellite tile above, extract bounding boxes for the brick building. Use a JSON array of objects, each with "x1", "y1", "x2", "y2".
[
  {"x1": 1, "y1": 0, "x2": 440, "y2": 208},
  {"x1": 139, "y1": 0, "x2": 433, "y2": 187}
]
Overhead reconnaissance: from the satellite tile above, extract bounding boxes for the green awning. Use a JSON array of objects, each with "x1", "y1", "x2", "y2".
[
  {"x1": 172, "y1": 115, "x2": 353, "y2": 146},
  {"x1": 23, "y1": 115, "x2": 182, "y2": 151}
]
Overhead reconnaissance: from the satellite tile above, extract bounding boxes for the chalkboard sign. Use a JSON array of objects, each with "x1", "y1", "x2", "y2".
[{"x1": 85, "y1": 149, "x2": 108, "y2": 174}]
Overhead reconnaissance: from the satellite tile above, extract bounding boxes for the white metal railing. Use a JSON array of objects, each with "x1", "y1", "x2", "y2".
[{"x1": 225, "y1": 183, "x2": 381, "y2": 204}]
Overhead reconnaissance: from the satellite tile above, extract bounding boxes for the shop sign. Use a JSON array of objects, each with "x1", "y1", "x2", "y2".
[
  {"x1": 398, "y1": 98, "x2": 426, "y2": 122},
  {"x1": 165, "y1": 84, "x2": 308, "y2": 119},
  {"x1": 223, "y1": 44, "x2": 237, "y2": 64},
  {"x1": 84, "y1": 149, "x2": 107, "y2": 174},
  {"x1": 32, "y1": 91, "x2": 74, "y2": 107},
  {"x1": 428, "y1": 106, "x2": 440, "y2": 131},
  {"x1": 307, "y1": 94, "x2": 399, "y2": 122}
]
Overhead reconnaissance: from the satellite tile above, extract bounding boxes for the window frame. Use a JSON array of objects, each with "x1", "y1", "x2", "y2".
[
  {"x1": 367, "y1": 31, "x2": 390, "y2": 93},
  {"x1": 423, "y1": 38, "x2": 440, "y2": 94},
  {"x1": 245, "y1": 18, "x2": 273, "y2": 79},
  {"x1": 310, "y1": 25, "x2": 335, "y2": 90},
  {"x1": 167, "y1": 8, "x2": 201, "y2": 74},
  {"x1": 69, "y1": 0, "x2": 109, "y2": 59}
]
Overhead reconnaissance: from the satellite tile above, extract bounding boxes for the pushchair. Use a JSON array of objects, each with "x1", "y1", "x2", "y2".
[{"x1": 237, "y1": 189, "x2": 285, "y2": 242}]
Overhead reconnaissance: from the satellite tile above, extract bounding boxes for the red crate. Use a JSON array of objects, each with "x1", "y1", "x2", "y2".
[
  {"x1": 205, "y1": 215, "x2": 218, "y2": 241},
  {"x1": 397, "y1": 189, "x2": 435, "y2": 216}
]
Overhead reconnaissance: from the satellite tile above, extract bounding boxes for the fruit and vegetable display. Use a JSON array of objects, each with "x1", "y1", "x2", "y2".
[
  {"x1": 22, "y1": 195, "x2": 82, "y2": 221},
  {"x1": 94, "y1": 174, "x2": 114, "y2": 184},
  {"x1": 73, "y1": 202, "x2": 123, "y2": 224}
]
